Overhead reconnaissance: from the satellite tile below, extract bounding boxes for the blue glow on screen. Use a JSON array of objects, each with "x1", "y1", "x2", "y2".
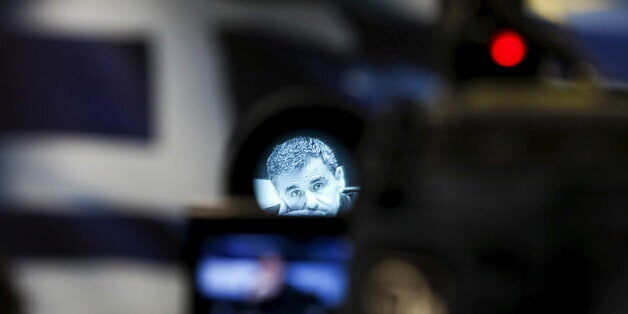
[
  {"x1": 197, "y1": 258, "x2": 258, "y2": 300},
  {"x1": 287, "y1": 261, "x2": 348, "y2": 306},
  {"x1": 196, "y1": 234, "x2": 352, "y2": 308}
]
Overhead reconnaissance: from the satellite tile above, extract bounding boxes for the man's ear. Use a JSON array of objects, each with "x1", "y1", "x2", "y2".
[{"x1": 335, "y1": 166, "x2": 346, "y2": 191}]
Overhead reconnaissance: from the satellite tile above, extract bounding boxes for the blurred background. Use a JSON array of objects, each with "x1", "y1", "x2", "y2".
[{"x1": 1, "y1": 0, "x2": 628, "y2": 313}]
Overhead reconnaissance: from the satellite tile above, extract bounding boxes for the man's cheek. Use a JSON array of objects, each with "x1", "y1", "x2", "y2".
[
  {"x1": 315, "y1": 194, "x2": 336, "y2": 207},
  {"x1": 322, "y1": 185, "x2": 337, "y2": 196},
  {"x1": 285, "y1": 198, "x2": 303, "y2": 210}
]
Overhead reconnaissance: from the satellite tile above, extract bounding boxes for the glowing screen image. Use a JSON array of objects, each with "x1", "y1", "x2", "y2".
[
  {"x1": 254, "y1": 134, "x2": 359, "y2": 216},
  {"x1": 196, "y1": 234, "x2": 353, "y2": 313}
]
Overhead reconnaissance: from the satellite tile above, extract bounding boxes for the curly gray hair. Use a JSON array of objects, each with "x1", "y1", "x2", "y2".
[{"x1": 266, "y1": 137, "x2": 338, "y2": 187}]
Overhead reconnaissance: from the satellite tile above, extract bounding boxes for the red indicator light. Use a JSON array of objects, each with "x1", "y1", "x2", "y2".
[{"x1": 490, "y1": 30, "x2": 527, "y2": 67}]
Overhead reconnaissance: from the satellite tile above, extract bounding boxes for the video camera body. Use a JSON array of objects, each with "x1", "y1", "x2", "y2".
[
  {"x1": 352, "y1": 94, "x2": 628, "y2": 313},
  {"x1": 185, "y1": 1, "x2": 628, "y2": 313}
]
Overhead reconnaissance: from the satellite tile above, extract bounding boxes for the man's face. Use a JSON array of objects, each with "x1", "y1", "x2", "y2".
[{"x1": 274, "y1": 158, "x2": 345, "y2": 216}]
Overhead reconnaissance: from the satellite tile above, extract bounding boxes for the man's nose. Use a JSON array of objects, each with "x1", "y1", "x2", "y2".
[{"x1": 304, "y1": 190, "x2": 318, "y2": 209}]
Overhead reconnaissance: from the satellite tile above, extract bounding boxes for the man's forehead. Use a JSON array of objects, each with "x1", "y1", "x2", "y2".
[{"x1": 275, "y1": 158, "x2": 332, "y2": 187}]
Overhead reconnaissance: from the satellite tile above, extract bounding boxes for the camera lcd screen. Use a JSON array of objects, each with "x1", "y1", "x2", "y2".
[
  {"x1": 253, "y1": 132, "x2": 360, "y2": 217},
  {"x1": 195, "y1": 233, "x2": 353, "y2": 313}
]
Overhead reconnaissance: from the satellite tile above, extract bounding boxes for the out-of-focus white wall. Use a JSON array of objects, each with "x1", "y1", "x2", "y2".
[
  {"x1": 0, "y1": 0, "x2": 234, "y2": 215},
  {"x1": 13, "y1": 260, "x2": 187, "y2": 314}
]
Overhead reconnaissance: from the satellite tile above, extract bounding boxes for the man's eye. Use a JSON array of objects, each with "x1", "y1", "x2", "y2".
[
  {"x1": 290, "y1": 190, "x2": 303, "y2": 197},
  {"x1": 312, "y1": 182, "x2": 324, "y2": 191}
]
